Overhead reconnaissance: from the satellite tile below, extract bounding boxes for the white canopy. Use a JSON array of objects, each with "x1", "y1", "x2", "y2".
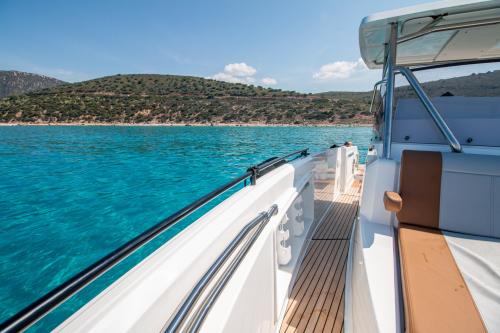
[{"x1": 359, "y1": 0, "x2": 500, "y2": 69}]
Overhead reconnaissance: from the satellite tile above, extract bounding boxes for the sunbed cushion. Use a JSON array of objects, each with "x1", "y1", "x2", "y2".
[
  {"x1": 398, "y1": 224, "x2": 487, "y2": 333},
  {"x1": 394, "y1": 150, "x2": 500, "y2": 332}
]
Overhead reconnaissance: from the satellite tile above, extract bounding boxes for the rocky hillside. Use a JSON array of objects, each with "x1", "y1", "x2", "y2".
[
  {"x1": 1, "y1": 69, "x2": 498, "y2": 125},
  {"x1": 0, "y1": 74, "x2": 371, "y2": 124},
  {"x1": 0, "y1": 71, "x2": 65, "y2": 98},
  {"x1": 397, "y1": 70, "x2": 500, "y2": 98}
]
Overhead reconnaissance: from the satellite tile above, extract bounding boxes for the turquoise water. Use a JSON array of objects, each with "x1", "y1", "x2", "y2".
[{"x1": 0, "y1": 125, "x2": 371, "y2": 330}]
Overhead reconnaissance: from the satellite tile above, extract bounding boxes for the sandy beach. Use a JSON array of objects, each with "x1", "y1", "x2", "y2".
[{"x1": 0, "y1": 121, "x2": 373, "y2": 127}]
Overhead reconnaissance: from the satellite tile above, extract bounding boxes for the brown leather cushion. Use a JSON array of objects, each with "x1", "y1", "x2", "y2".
[
  {"x1": 384, "y1": 191, "x2": 402, "y2": 212},
  {"x1": 397, "y1": 150, "x2": 442, "y2": 229},
  {"x1": 398, "y1": 224, "x2": 486, "y2": 333}
]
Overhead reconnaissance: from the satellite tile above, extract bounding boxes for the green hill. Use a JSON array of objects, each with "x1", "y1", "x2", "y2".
[
  {"x1": 1, "y1": 69, "x2": 499, "y2": 125},
  {"x1": 0, "y1": 74, "x2": 371, "y2": 124},
  {"x1": 0, "y1": 70, "x2": 65, "y2": 98},
  {"x1": 396, "y1": 70, "x2": 500, "y2": 98},
  {"x1": 314, "y1": 91, "x2": 372, "y2": 102}
]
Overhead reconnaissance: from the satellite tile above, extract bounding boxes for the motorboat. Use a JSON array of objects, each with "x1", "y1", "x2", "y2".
[{"x1": 1, "y1": 1, "x2": 500, "y2": 332}]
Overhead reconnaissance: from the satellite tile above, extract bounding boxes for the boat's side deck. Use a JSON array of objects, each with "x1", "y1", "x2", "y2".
[{"x1": 279, "y1": 181, "x2": 361, "y2": 333}]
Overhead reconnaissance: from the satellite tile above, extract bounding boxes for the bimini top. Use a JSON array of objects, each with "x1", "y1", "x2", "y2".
[{"x1": 359, "y1": 0, "x2": 500, "y2": 69}]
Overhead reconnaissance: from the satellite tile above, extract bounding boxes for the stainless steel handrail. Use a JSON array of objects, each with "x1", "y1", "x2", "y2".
[
  {"x1": 382, "y1": 23, "x2": 397, "y2": 159},
  {"x1": 397, "y1": 66, "x2": 462, "y2": 152},
  {"x1": 369, "y1": 79, "x2": 386, "y2": 114},
  {"x1": 164, "y1": 204, "x2": 278, "y2": 333}
]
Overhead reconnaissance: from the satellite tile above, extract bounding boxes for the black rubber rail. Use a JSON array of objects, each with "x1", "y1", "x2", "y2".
[
  {"x1": 0, "y1": 147, "x2": 309, "y2": 333},
  {"x1": 247, "y1": 148, "x2": 309, "y2": 185}
]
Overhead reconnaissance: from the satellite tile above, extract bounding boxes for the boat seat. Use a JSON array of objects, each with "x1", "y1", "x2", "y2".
[{"x1": 384, "y1": 150, "x2": 500, "y2": 333}]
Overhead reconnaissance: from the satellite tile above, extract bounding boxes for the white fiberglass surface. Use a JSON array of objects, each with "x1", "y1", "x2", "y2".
[
  {"x1": 346, "y1": 158, "x2": 400, "y2": 333},
  {"x1": 359, "y1": 1, "x2": 500, "y2": 68},
  {"x1": 375, "y1": 142, "x2": 500, "y2": 163},
  {"x1": 393, "y1": 97, "x2": 500, "y2": 147}
]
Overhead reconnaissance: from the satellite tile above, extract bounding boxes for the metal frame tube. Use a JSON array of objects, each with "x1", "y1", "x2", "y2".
[
  {"x1": 382, "y1": 23, "x2": 397, "y2": 159},
  {"x1": 398, "y1": 66, "x2": 462, "y2": 152},
  {"x1": 369, "y1": 79, "x2": 386, "y2": 114}
]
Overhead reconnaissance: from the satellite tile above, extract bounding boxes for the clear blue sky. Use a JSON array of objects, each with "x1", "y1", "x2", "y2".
[{"x1": 1, "y1": 0, "x2": 431, "y2": 92}]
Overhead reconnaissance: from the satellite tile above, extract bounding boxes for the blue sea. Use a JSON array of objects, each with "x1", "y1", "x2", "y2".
[{"x1": 0, "y1": 125, "x2": 371, "y2": 330}]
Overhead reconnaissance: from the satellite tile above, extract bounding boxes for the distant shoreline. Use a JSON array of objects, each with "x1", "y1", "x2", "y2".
[{"x1": 0, "y1": 122, "x2": 373, "y2": 127}]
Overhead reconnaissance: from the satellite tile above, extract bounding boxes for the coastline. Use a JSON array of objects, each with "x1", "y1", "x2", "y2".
[{"x1": 0, "y1": 121, "x2": 373, "y2": 127}]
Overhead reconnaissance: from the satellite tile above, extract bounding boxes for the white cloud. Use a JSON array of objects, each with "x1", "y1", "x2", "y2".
[
  {"x1": 224, "y1": 62, "x2": 256, "y2": 77},
  {"x1": 212, "y1": 72, "x2": 255, "y2": 84},
  {"x1": 211, "y1": 63, "x2": 279, "y2": 87},
  {"x1": 211, "y1": 62, "x2": 257, "y2": 84},
  {"x1": 313, "y1": 58, "x2": 367, "y2": 80},
  {"x1": 261, "y1": 77, "x2": 277, "y2": 85}
]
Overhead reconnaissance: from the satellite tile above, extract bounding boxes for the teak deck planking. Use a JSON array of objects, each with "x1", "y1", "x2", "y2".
[{"x1": 280, "y1": 178, "x2": 361, "y2": 333}]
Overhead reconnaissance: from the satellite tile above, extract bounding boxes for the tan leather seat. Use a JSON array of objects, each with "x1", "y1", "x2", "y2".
[
  {"x1": 396, "y1": 150, "x2": 442, "y2": 229},
  {"x1": 399, "y1": 224, "x2": 486, "y2": 333},
  {"x1": 389, "y1": 151, "x2": 487, "y2": 333}
]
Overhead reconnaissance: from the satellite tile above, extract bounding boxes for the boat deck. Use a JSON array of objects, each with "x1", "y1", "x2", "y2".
[{"x1": 279, "y1": 179, "x2": 361, "y2": 333}]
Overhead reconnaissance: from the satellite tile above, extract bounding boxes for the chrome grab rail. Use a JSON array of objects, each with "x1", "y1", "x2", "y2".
[
  {"x1": 0, "y1": 149, "x2": 307, "y2": 333},
  {"x1": 368, "y1": 79, "x2": 386, "y2": 114},
  {"x1": 382, "y1": 23, "x2": 397, "y2": 159},
  {"x1": 247, "y1": 148, "x2": 309, "y2": 185},
  {"x1": 164, "y1": 204, "x2": 278, "y2": 333},
  {"x1": 397, "y1": 66, "x2": 462, "y2": 152}
]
